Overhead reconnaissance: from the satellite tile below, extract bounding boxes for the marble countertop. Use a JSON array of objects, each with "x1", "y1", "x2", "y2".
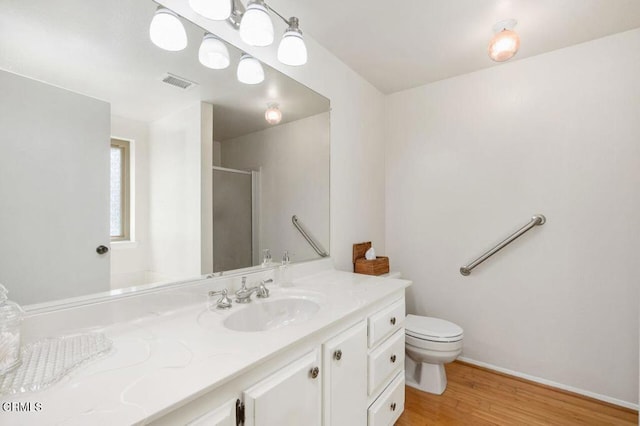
[{"x1": 2, "y1": 266, "x2": 410, "y2": 425}]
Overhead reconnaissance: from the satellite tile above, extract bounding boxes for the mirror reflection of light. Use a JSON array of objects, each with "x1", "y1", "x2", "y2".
[
  {"x1": 198, "y1": 34, "x2": 230, "y2": 69},
  {"x1": 237, "y1": 54, "x2": 265, "y2": 84},
  {"x1": 265, "y1": 104, "x2": 282, "y2": 125}
]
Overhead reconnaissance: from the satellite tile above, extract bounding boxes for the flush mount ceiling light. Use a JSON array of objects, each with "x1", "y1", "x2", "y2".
[
  {"x1": 189, "y1": 0, "x2": 232, "y2": 20},
  {"x1": 265, "y1": 104, "x2": 282, "y2": 124},
  {"x1": 239, "y1": 0, "x2": 274, "y2": 47},
  {"x1": 237, "y1": 53, "x2": 265, "y2": 84},
  {"x1": 199, "y1": 33, "x2": 230, "y2": 69},
  {"x1": 488, "y1": 19, "x2": 520, "y2": 62},
  {"x1": 277, "y1": 17, "x2": 307, "y2": 66},
  {"x1": 149, "y1": 7, "x2": 188, "y2": 51}
]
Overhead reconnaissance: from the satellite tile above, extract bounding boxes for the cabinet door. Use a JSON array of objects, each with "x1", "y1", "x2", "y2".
[
  {"x1": 243, "y1": 350, "x2": 321, "y2": 426},
  {"x1": 187, "y1": 398, "x2": 236, "y2": 426},
  {"x1": 323, "y1": 321, "x2": 368, "y2": 426}
]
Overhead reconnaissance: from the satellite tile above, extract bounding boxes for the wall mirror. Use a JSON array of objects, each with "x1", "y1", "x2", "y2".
[{"x1": 0, "y1": 0, "x2": 330, "y2": 308}]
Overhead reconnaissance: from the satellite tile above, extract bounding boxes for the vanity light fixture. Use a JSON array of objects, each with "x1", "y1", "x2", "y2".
[
  {"x1": 199, "y1": 33, "x2": 231, "y2": 69},
  {"x1": 182, "y1": 1, "x2": 309, "y2": 67},
  {"x1": 237, "y1": 53, "x2": 265, "y2": 84},
  {"x1": 488, "y1": 19, "x2": 520, "y2": 62},
  {"x1": 189, "y1": 0, "x2": 232, "y2": 21},
  {"x1": 264, "y1": 104, "x2": 282, "y2": 124},
  {"x1": 239, "y1": 0, "x2": 274, "y2": 47},
  {"x1": 277, "y1": 17, "x2": 307, "y2": 66},
  {"x1": 149, "y1": 7, "x2": 188, "y2": 51}
]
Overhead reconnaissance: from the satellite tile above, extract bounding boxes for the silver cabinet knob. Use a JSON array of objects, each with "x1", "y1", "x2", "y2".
[
  {"x1": 309, "y1": 366, "x2": 319, "y2": 379},
  {"x1": 334, "y1": 350, "x2": 342, "y2": 361}
]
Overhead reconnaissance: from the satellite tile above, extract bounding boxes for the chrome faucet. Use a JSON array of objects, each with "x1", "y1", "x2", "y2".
[
  {"x1": 235, "y1": 277, "x2": 272, "y2": 303},
  {"x1": 209, "y1": 288, "x2": 233, "y2": 309}
]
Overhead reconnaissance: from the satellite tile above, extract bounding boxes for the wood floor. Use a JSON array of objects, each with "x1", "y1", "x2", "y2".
[{"x1": 395, "y1": 361, "x2": 638, "y2": 426}]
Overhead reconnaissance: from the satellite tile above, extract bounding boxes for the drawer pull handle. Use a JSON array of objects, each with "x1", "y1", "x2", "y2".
[
  {"x1": 309, "y1": 366, "x2": 320, "y2": 379},
  {"x1": 390, "y1": 402, "x2": 397, "y2": 411},
  {"x1": 334, "y1": 350, "x2": 342, "y2": 361},
  {"x1": 390, "y1": 317, "x2": 397, "y2": 325},
  {"x1": 390, "y1": 354, "x2": 397, "y2": 363}
]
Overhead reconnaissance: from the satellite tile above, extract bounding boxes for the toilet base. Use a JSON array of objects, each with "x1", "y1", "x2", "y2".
[{"x1": 405, "y1": 355, "x2": 447, "y2": 395}]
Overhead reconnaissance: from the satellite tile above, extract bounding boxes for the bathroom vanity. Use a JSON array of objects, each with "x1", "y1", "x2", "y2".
[{"x1": 3, "y1": 259, "x2": 410, "y2": 425}]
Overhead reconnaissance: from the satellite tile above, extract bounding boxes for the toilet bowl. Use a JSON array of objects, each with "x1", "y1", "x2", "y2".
[{"x1": 404, "y1": 314, "x2": 463, "y2": 395}]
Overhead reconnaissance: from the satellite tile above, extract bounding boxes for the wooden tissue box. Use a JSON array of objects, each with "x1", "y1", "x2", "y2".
[{"x1": 352, "y1": 241, "x2": 389, "y2": 276}]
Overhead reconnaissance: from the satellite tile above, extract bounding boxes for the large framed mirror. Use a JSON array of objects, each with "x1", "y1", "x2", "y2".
[{"x1": 0, "y1": 0, "x2": 330, "y2": 308}]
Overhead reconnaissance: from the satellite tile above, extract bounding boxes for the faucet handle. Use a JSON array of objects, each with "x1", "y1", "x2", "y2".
[
  {"x1": 240, "y1": 276, "x2": 248, "y2": 290},
  {"x1": 256, "y1": 280, "x2": 271, "y2": 298},
  {"x1": 209, "y1": 289, "x2": 232, "y2": 309}
]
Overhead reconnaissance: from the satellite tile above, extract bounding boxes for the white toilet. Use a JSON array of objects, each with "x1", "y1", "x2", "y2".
[{"x1": 404, "y1": 314, "x2": 464, "y2": 395}]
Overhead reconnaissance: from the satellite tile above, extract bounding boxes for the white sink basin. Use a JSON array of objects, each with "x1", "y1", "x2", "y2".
[{"x1": 223, "y1": 297, "x2": 320, "y2": 332}]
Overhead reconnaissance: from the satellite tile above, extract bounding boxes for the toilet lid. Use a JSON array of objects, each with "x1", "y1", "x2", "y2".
[{"x1": 405, "y1": 315, "x2": 463, "y2": 342}]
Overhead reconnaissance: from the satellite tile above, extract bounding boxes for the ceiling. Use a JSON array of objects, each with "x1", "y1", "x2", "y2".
[
  {"x1": 0, "y1": 0, "x2": 329, "y2": 140},
  {"x1": 267, "y1": 0, "x2": 640, "y2": 93}
]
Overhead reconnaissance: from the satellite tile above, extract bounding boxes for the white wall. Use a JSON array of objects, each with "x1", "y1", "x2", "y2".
[
  {"x1": 385, "y1": 29, "x2": 640, "y2": 406},
  {"x1": 148, "y1": 103, "x2": 204, "y2": 281},
  {"x1": 0, "y1": 70, "x2": 111, "y2": 305},
  {"x1": 110, "y1": 115, "x2": 151, "y2": 288},
  {"x1": 159, "y1": 0, "x2": 387, "y2": 272},
  {"x1": 221, "y1": 113, "x2": 330, "y2": 264}
]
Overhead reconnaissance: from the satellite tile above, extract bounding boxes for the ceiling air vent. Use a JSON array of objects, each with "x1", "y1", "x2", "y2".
[{"x1": 161, "y1": 73, "x2": 198, "y2": 90}]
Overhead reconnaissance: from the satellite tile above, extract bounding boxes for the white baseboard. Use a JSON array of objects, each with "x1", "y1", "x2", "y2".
[{"x1": 457, "y1": 357, "x2": 639, "y2": 411}]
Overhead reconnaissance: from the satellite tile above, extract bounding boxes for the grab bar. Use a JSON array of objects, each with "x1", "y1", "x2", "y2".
[
  {"x1": 460, "y1": 214, "x2": 546, "y2": 276},
  {"x1": 292, "y1": 215, "x2": 329, "y2": 258}
]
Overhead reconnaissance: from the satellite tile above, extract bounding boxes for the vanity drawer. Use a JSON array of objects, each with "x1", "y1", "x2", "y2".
[
  {"x1": 368, "y1": 328, "x2": 405, "y2": 395},
  {"x1": 368, "y1": 298, "x2": 405, "y2": 348},
  {"x1": 368, "y1": 371, "x2": 405, "y2": 426}
]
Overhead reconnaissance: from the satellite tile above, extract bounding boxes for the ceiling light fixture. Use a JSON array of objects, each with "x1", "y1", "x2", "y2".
[
  {"x1": 189, "y1": 0, "x2": 232, "y2": 21},
  {"x1": 237, "y1": 53, "x2": 265, "y2": 84},
  {"x1": 149, "y1": 7, "x2": 188, "y2": 52},
  {"x1": 199, "y1": 33, "x2": 231, "y2": 69},
  {"x1": 265, "y1": 104, "x2": 282, "y2": 124},
  {"x1": 488, "y1": 19, "x2": 520, "y2": 62},
  {"x1": 239, "y1": 0, "x2": 274, "y2": 47},
  {"x1": 277, "y1": 17, "x2": 307, "y2": 66}
]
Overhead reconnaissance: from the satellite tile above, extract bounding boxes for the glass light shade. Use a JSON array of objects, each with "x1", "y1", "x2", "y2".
[
  {"x1": 237, "y1": 54, "x2": 264, "y2": 84},
  {"x1": 199, "y1": 34, "x2": 230, "y2": 69},
  {"x1": 277, "y1": 31, "x2": 307, "y2": 66},
  {"x1": 239, "y1": 1, "x2": 274, "y2": 47},
  {"x1": 149, "y1": 7, "x2": 188, "y2": 51},
  {"x1": 265, "y1": 105, "x2": 282, "y2": 125},
  {"x1": 488, "y1": 29, "x2": 520, "y2": 62},
  {"x1": 189, "y1": 0, "x2": 231, "y2": 20}
]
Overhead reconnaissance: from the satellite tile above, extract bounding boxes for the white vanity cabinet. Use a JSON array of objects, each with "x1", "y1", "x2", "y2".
[
  {"x1": 322, "y1": 321, "x2": 368, "y2": 425},
  {"x1": 243, "y1": 350, "x2": 322, "y2": 426},
  {"x1": 366, "y1": 297, "x2": 406, "y2": 426},
  {"x1": 155, "y1": 293, "x2": 406, "y2": 426}
]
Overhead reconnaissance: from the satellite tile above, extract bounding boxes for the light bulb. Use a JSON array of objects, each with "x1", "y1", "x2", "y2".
[
  {"x1": 189, "y1": 0, "x2": 232, "y2": 20},
  {"x1": 277, "y1": 18, "x2": 307, "y2": 66},
  {"x1": 198, "y1": 34, "x2": 230, "y2": 69},
  {"x1": 239, "y1": 0, "x2": 274, "y2": 47},
  {"x1": 237, "y1": 54, "x2": 264, "y2": 84},
  {"x1": 265, "y1": 104, "x2": 282, "y2": 125},
  {"x1": 149, "y1": 7, "x2": 188, "y2": 52},
  {"x1": 488, "y1": 29, "x2": 520, "y2": 62}
]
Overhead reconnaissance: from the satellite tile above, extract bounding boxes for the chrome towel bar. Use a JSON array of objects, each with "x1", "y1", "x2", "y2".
[
  {"x1": 292, "y1": 215, "x2": 329, "y2": 258},
  {"x1": 460, "y1": 214, "x2": 546, "y2": 276}
]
